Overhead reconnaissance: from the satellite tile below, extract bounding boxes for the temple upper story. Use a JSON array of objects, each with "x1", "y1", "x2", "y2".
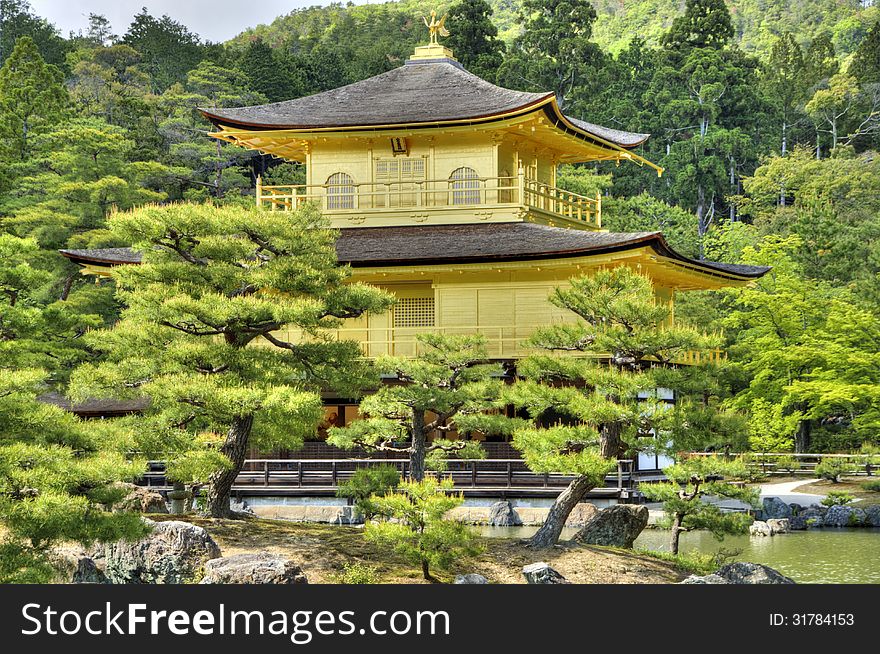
[{"x1": 200, "y1": 42, "x2": 662, "y2": 231}]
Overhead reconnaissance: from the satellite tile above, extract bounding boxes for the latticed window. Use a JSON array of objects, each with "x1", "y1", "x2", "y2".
[
  {"x1": 449, "y1": 166, "x2": 481, "y2": 205},
  {"x1": 326, "y1": 172, "x2": 355, "y2": 209},
  {"x1": 393, "y1": 296, "x2": 435, "y2": 328},
  {"x1": 374, "y1": 157, "x2": 426, "y2": 207}
]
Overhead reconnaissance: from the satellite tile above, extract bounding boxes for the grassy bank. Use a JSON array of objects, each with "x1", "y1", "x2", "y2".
[{"x1": 157, "y1": 516, "x2": 689, "y2": 584}]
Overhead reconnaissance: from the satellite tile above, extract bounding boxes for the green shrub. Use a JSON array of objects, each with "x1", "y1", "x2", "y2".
[
  {"x1": 334, "y1": 561, "x2": 380, "y2": 584},
  {"x1": 821, "y1": 490, "x2": 854, "y2": 507},
  {"x1": 814, "y1": 458, "x2": 857, "y2": 483},
  {"x1": 365, "y1": 478, "x2": 481, "y2": 581},
  {"x1": 774, "y1": 455, "x2": 800, "y2": 474},
  {"x1": 861, "y1": 480, "x2": 880, "y2": 492},
  {"x1": 336, "y1": 465, "x2": 400, "y2": 519}
]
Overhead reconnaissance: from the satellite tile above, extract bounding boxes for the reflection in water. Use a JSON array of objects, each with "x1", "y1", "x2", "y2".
[{"x1": 479, "y1": 526, "x2": 880, "y2": 584}]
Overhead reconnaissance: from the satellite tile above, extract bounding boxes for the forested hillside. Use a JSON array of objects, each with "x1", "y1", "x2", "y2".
[
  {"x1": 230, "y1": 0, "x2": 878, "y2": 57},
  {"x1": 1, "y1": 0, "x2": 879, "y2": 461}
]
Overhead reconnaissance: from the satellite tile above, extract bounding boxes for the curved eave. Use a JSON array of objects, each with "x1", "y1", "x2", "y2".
[{"x1": 202, "y1": 96, "x2": 662, "y2": 174}]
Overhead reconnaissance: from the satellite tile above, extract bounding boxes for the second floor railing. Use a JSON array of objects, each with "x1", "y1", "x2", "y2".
[
  {"x1": 256, "y1": 173, "x2": 602, "y2": 228},
  {"x1": 269, "y1": 323, "x2": 726, "y2": 365}
]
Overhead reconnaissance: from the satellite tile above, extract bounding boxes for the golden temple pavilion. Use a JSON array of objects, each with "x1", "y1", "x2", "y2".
[{"x1": 61, "y1": 37, "x2": 769, "y2": 390}]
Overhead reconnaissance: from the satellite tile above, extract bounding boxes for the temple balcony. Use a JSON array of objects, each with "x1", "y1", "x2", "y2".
[
  {"x1": 269, "y1": 323, "x2": 725, "y2": 366},
  {"x1": 256, "y1": 173, "x2": 602, "y2": 230}
]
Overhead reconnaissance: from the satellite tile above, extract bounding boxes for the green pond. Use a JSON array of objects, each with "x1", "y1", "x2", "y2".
[{"x1": 479, "y1": 526, "x2": 880, "y2": 584}]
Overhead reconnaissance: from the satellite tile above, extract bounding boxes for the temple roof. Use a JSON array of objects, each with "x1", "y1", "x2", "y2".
[
  {"x1": 200, "y1": 58, "x2": 649, "y2": 149},
  {"x1": 60, "y1": 223, "x2": 770, "y2": 280}
]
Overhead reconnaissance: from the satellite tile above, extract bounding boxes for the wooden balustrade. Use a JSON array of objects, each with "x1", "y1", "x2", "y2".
[{"x1": 256, "y1": 175, "x2": 601, "y2": 228}]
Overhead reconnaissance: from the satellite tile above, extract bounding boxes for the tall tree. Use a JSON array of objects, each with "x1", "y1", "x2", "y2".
[
  {"x1": 328, "y1": 334, "x2": 516, "y2": 481},
  {"x1": 660, "y1": 0, "x2": 735, "y2": 51},
  {"x1": 69, "y1": 202, "x2": 393, "y2": 517},
  {"x1": 850, "y1": 19, "x2": 880, "y2": 85},
  {"x1": 0, "y1": 0, "x2": 67, "y2": 66},
  {"x1": 445, "y1": 0, "x2": 505, "y2": 80},
  {"x1": 506, "y1": 268, "x2": 713, "y2": 547},
  {"x1": 762, "y1": 32, "x2": 808, "y2": 156},
  {"x1": 0, "y1": 36, "x2": 67, "y2": 163},
  {"x1": 497, "y1": 0, "x2": 602, "y2": 109},
  {"x1": 122, "y1": 8, "x2": 205, "y2": 93}
]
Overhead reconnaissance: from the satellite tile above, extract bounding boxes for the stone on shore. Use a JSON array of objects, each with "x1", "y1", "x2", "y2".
[
  {"x1": 682, "y1": 562, "x2": 796, "y2": 585},
  {"x1": 50, "y1": 547, "x2": 109, "y2": 584},
  {"x1": 749, "y1": 520, "x2": 772, "y2": 537},
  {"x1": 104, "y1": 520, "x2": 221, "y2": 584},
  {"x1": 454, "y1": 573, "x2": 489, "y2": 584},
  {"x1": 762, "y1": 497, "x2": 792, "y2": 520},
  {"x1": 488, "y1": 500, "x2": 522, "y2": 527},
  {"x1": 200, "y1": 553, "x2": 308, "y2": 584},
  {"x1": 823, "y1": 505, "x2": 866, "y2": 527},
  {"x1": 767, "y1": 518, "x2": 790, "y2": 535},
  {"x1": 110, "y1": 482, "x2": 168, "y2": 514},
  {"x1": 522, "y1": 562, "x2": 569, "y2": 584},
  {"x1": 573, "y1": 504, "x2": 648, "y2": 548}
]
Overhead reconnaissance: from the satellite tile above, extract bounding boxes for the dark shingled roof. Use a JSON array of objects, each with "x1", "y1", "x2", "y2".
[
  {"x1": 201, "y1": 58, "x2": 648, "y2": 149},
  {"x1": 60, "y1": 223, "x2": 770, "y2": 279},
  {"x1": 40, "y1": 392, "x2": 149, "y2": 417}
]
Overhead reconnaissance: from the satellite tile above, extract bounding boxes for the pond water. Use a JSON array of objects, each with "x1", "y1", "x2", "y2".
[{"x1": 479, "y1": 526, "x2": 880, "y2": 584}]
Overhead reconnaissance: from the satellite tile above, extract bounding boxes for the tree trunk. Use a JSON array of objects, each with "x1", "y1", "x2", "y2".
[
  {"x1": 528, "y1": 474, "x2": 596, "y2": 548},
  {"x1": 421, "y1": 559, "x2": 431, "y2": 581},
  {"x1": 205, "y1": 414, "x2": 255, "y2": 518},
  {"x1": 794, "y1": 418, "x2": 812, "y2": 454},
  {"x1": 600, "y1": 422, "x2": 626, "y2": 460},
  {"x1": 410, "y1": 409, "x2": 427, "y2": 482},
  {"x1": 670, "y1": 513, "x2": 684, "y2": 555}
]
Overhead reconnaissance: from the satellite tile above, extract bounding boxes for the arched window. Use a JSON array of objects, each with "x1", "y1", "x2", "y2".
[
  {"x1": 449, "y1": 167, "x2": 481, "y2": 205},
  {"x1": 326, "y1": 172, "x2": 355, "y2": 210}
]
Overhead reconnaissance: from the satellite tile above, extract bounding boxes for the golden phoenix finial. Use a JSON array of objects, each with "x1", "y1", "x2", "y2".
[{"x1": 423, "y1": 10, "x2": 450, "y2": 45}]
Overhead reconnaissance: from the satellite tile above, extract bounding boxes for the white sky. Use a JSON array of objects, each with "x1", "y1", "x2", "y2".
[{"x1": 30, "y1": 0, "x2": 382, "y2": 43}]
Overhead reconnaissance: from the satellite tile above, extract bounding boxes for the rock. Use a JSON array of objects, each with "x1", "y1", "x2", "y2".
[
  {"x1": 800, "y1": 507, "x2": 825, "y2": 527},
  {"x1": 767, "y1": 518, "x2": 790, "y2": 535},
  {"x1": 762, "y1": 497, "x2": 792, "y2": 519},
  {"x1": 110, "y1": 482, "x2": 168, "y2": 514},
  {"x1": 788, "y1": 515, "x2": 809, "y2": 530},
  {"x1": 715, "y1": 562, "x2": 796, "y2": 584},
  {"x1": 104, "y1": 520, "x2": 221, "y2": 584},
  {"x1": 454, "y1": 573, "x2": 488, "y2": 584},
  {"x1": 680, "y1": 574, "x2": 727, "y2": 584},
  {"x1": 522, "y1": 562, "x2": 569, "y2": 584},
  {"x1": 50, "y1": 547, "x2": 109, "y2": 584},
  {"x1": 788, "y1": 503, "x2": 803, "y2": 515},
  {"x1": 488, "y1": 500, "x2": 522, "y2": 527},
  {"x1": 199, "y1": 553, "x2": 307, "y2": 584},
  {"x1": 823, "y1": 505, "x2": 866, "y2": 527},
  {"x1": 573, "y1": 504, "x2": 648, "y2": 548},
  {"x1": 749, "y1": 520, "x2": 772, "y2": 537},
  {"x1": 864, "y1": 505, "x2": 880, "y2": 527},
  {"x1": 564, "y1": 503, "x2": 600, "y2": 527},
  {"x1": 230, "y1": 500, "x2": 255, "y2": 516}
]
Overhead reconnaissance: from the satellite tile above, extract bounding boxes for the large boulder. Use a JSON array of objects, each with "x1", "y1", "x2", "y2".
[
  {"x1": 800, "y1": 506, "x2": 826, "y2": 528},
  {"x1": 573, "y1": 504, "x2": 648, "y2": 548},
  {"x1": 767, "y1": 518, "x2": 790, "y2": 535},
  {"x1": 565, "y1": 503, "x2": 600, "y2": 527},
  {"x1": 762, "y1": 497, "x2": 792, "y2": 519},
  {"x1": 715, "y1": 562, "x2": 796, "y2": 584},
  {"x1": 864, "y1": 505, "x2": 880, "y2": 528},
  {"x1": 823, "y1": 505, "x2": 866, "y2": 527},
  {"x1": 104, "y1": 520, "x2": 221, "y2": 584},
  {"x1": 200, "y1": 553, "x2": 307, "y2": 584},
  {"x1": 680, "y1": 574, "x2": 727, "y2": 584},
  {"x1": 522, "y1": 562, "x2": 569, "y2": 584},
  {"x1": 488, "y1": 500, "x2": 522, "y2": 527},
  {"x1": 110, "y1": 482, "x2": 168, "y2": 514},
  {"x1": 454, "y1": 573, "x2": 489, "y2": 584},
  {"x1": 50, "y1": 547, "x2": 109, "y2": 584},
  {"x1": 749, "y1": 521, "x2": 772, "y2": 537},
  {"x1": 788, "y1": 515, "x2": 809, "y2": 530}
]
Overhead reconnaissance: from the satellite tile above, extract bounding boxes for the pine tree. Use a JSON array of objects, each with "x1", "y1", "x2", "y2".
[
  {"x1": 640, "y1": 455, "x2": 756, "y2": 555},
  {"x1": 661, "y1": 0, "x2": 734, "y2": 50},
  {"x1": 762, "y1": 33, "x2": 808, "y2": 156},
  {"x1": 445, "y1": 0, "x2": 504, "y2": 80},
  {"x1": 0, "y1": 36, "x2": 68, "y2": 162},
  {"x1": 328, "y1": 334, "x2": 520, "y2": 481},
  {"x1": 69, "y1": 202, "x2": 394, "y2": 517},
  {"x1": 849, "y1": 19, "x2": 880, "y2": 85},
  {"x1": 505, "y1": 267, "x2": 715, "y2": 547}
]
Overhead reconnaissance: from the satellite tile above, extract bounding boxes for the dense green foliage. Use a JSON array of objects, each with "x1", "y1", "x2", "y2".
[
  {"x1": 640, "y1": 455, "x2": 756, "y2": 554},
  {"x1": 336, "y1": 465, "x2": 401, "y2": 519},
  {"x1": 364, "y1": 478, "x2": 480, "y2": 580}
]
